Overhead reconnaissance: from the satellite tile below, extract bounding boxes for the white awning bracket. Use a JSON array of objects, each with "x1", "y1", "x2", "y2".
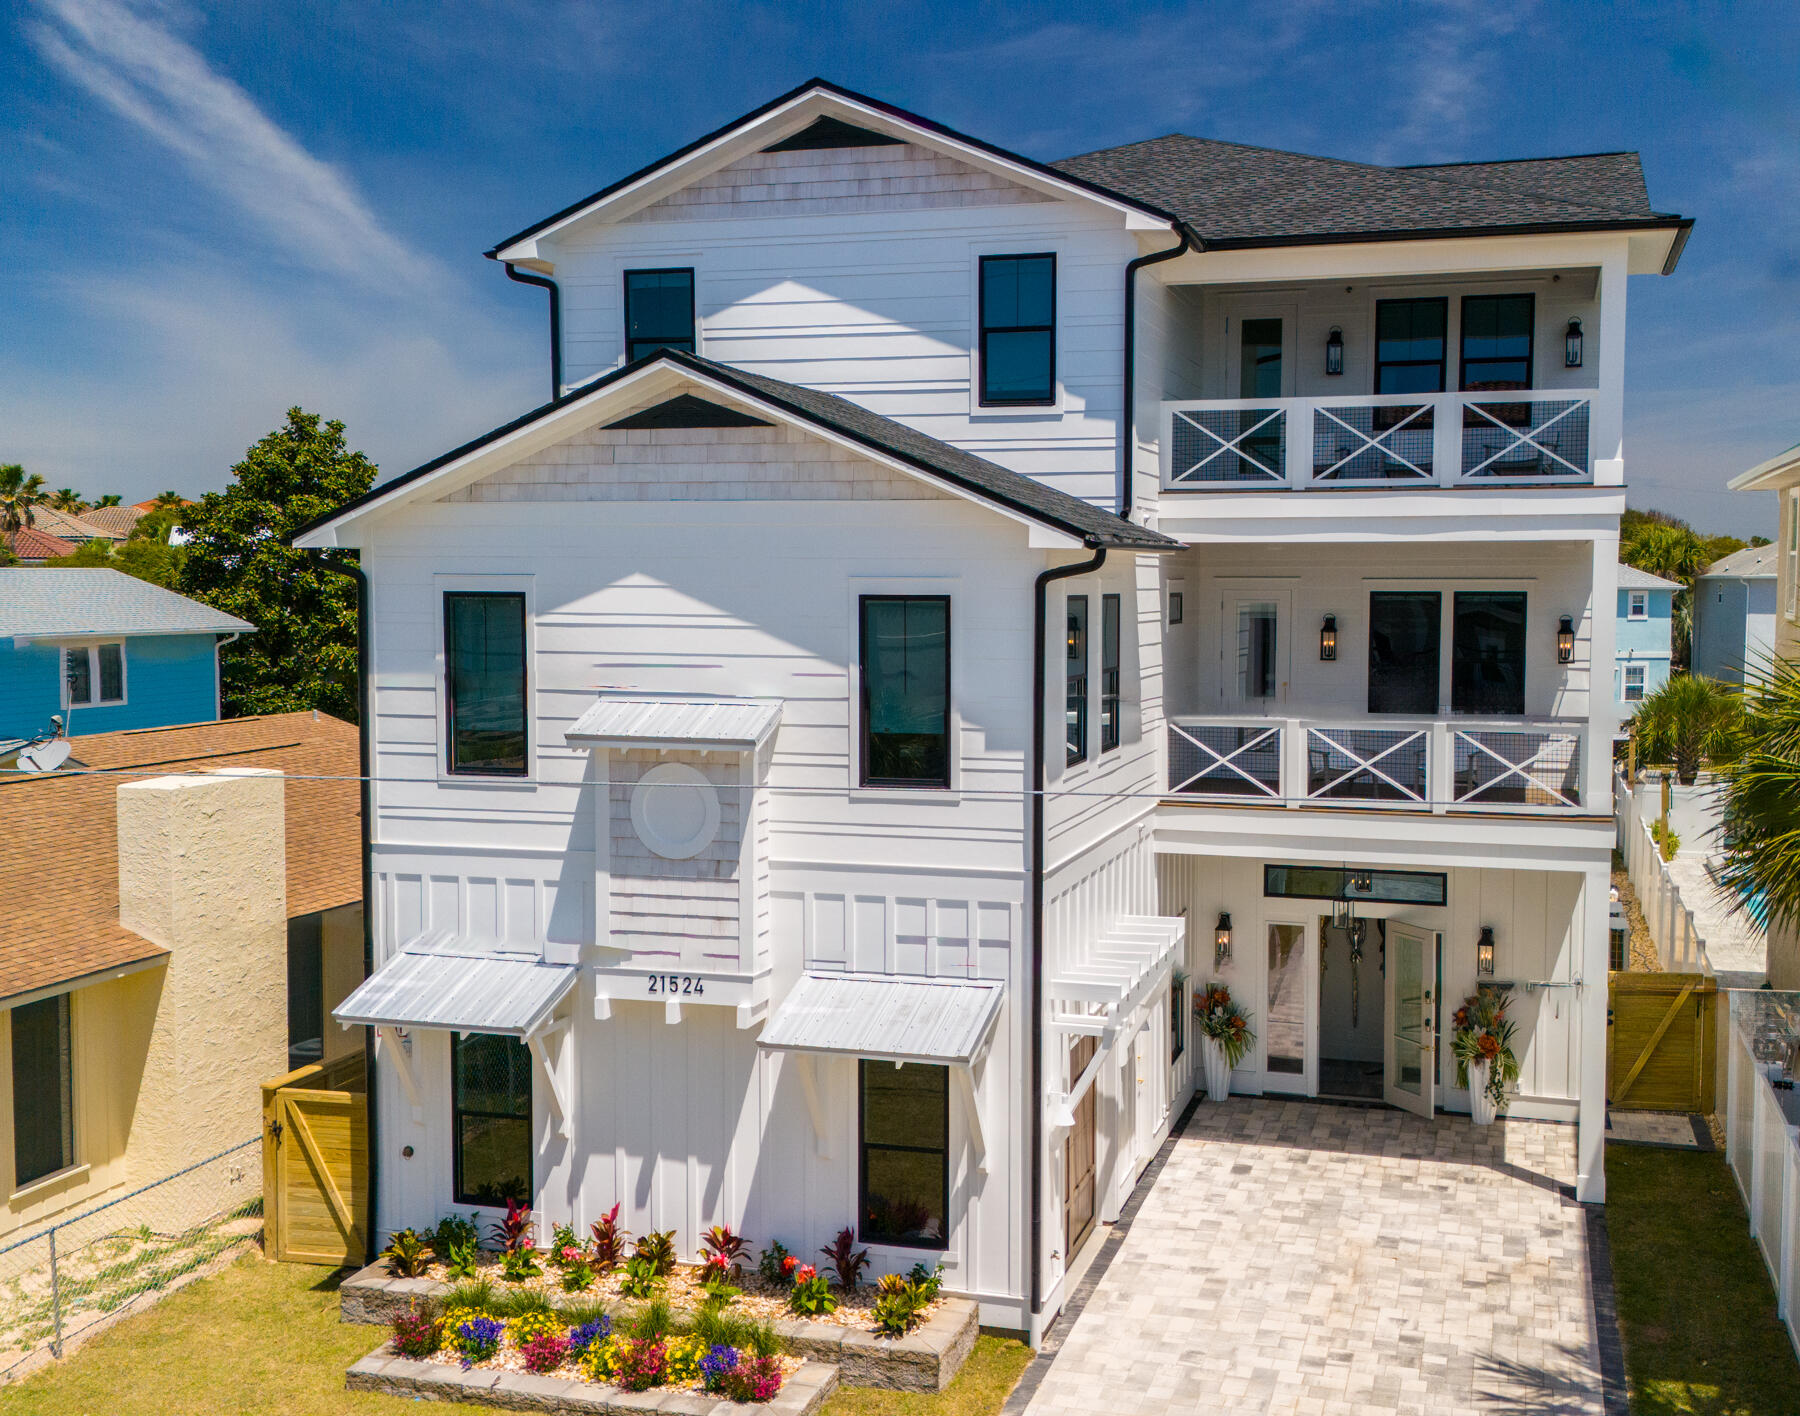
[
  {"x1": 954, "y1": 1065, "x2": 987, "y2": 1175},
  {"x1": 377, "y1": 1026, "x2": 424, "y2": 1124},
  {"x1": 527, "y1": 1020, "x2": 573, "y2": 1140},
  {"x1": 794, "y1": 1054, "x2": 830, "y2": 1160}
]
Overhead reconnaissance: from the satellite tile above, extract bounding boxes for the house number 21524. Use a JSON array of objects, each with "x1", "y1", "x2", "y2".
[{"x1": 645, "y1": 975, "x2": 705, "y2": 996}]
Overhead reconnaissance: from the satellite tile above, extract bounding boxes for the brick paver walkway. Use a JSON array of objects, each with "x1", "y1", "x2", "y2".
[{"x1": 1024, "y1": 1098, "x2": 1605, "y2": 1416}]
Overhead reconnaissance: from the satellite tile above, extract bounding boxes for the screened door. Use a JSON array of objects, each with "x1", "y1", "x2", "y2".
[
  {"x1": 1384, "y1": 921, "x2": 1439, "y2": 1119},
  {"x1": 1224, "y1": 592, "x2": 1289, "y2": 706}
]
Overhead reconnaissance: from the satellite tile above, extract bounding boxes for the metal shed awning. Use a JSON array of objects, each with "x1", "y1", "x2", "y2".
[
  {"x1": 564, "y1": 694, "x2": 783, "y2": 751},
  {"x1": 332, "y1": 936, "x2": 578, "y2": 1038},
  {"x1": 757, "y1": 972, "x2": 1004, "y2": 1067}
]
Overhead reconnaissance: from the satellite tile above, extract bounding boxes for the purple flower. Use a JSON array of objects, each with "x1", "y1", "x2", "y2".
[
  {"x1": 699, "y1": 1343, "x2": 740, "y2": 1391},
  {"x1": 568, "y1": 1317, "x2": 611, "y2": 1355}
]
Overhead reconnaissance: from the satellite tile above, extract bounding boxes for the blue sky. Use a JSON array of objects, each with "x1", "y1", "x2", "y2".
[{"x1": 4, "y1": 0, "x2": 1796, "y2": 532}]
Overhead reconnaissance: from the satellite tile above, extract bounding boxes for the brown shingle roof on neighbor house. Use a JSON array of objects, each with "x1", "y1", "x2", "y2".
[{"x1": 0, "y1": 711, "x2": 361, "y2": 1003}]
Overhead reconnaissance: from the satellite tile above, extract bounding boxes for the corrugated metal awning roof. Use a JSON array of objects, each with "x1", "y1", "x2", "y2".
[
  {"x1": 333, "y1": 933, "x2": 577, "y2": 1037},
  {"x1": 564, "y1": 694, "x2": 782, "y2": 751},
  {"x1": 757, "y1": 972, "x2": 1005, "y2": 1066}
]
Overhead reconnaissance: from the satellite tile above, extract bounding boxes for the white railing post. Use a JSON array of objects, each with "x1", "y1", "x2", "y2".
[
  {"x1": 1435, "y1": 393, "x2": 1457, "y2": 488},
  {"x1": 1431, "y1": 721, "x2": 1450, "y2": 812},
  {"x1": 1288, "y1": 405, "x2": 1309, "y2": 489},
  {"x1": 1285, "y1": 718, "x2": 1304, "y2": 806}
]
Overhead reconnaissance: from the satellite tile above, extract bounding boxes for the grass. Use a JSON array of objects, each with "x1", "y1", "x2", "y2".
[
  {"x1": 1608, "y1": 1144, "x2": 1800, "y2": 1415},
  {"x1": 0, "y1": 1249, "x2": 1032, "y2": 1416},
  {"x1": 821, "y1": 1333, "x2": 1032, "y2": 1416}
]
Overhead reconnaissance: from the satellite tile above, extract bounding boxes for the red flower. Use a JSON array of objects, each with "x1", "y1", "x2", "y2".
[
  {"x1": 1477, "y1": 1034, "x2": 1501, "y2": 1061},
  {"x1": 794, "y1": 1264, "x2": 817, "y2": 1283},
  {"x1": 781, "y1": 1255, "x2": 798, "y2": 1274}
]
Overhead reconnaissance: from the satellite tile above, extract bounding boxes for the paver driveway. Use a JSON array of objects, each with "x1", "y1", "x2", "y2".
[{"x1": 1024, "y1": 1098, "x2": 1609, "y2": 1416}]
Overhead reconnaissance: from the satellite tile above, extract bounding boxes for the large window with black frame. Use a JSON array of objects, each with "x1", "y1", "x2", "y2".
[
  {"x1": 978, "y1": 254, "x2": 1055, "y2": 405},
  {"x1": 859, "y1": 1059, "x2": 948, "y2": 1249},
  {"x1": 1066, "y1": 593, "x2": 1089, "y2": 766},
  {"x1": 623, "y1": 268, "x2": 696, "y2": 362},
  {"x1": 1100, "y1": 593, "x2": 1122, "y2": 752},
  {"x1": 452, "y1": 1032, "x2": 533, "y2": 1207},
  {"x1": 444, "y1": 592, "x2": 528, "y2": 776},
  {"x1": 859, "y1": 596, "x2": 951, "y2": 788},
  {"x1": 12, "y1": 993, "x2": 74, "y2": 1188}
]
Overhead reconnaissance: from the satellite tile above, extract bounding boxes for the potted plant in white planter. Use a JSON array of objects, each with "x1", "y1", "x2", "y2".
[
  {"x1": 1451, "y1": 991, "x2": 1520, "y2": 1124},
  {"x1": 1193, "y1": 982, "x2": 1255, "y2": 1102}
]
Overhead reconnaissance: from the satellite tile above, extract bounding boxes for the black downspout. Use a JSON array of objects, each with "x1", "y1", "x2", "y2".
[
  {"x1": 315, "y1": 554, "x2": 378, "y2": 1264},
  {"x1": 1029, "y1": 543, "x2": 1106, "y2": 1335},
  {"x1": 504, "y1": 263, "x2": 563, "y2": 404},
  {"x1": 1118, "y1": 229, "x2": 1193, "y2": 522}
]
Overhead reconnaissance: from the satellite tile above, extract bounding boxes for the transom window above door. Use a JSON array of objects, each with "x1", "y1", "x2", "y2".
[
  {"x1": 978, "y1": 254, "x2": 1055, "y2": 406},
  {"x1": 623, "y1": 268, "x2": 696, "y2": 362}
]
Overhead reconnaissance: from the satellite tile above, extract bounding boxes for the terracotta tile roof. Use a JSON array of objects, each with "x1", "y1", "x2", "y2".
[
  {"x1": 25, "y1": 506, "x2": 121, "y2": 541},
  {"x1": 4, "y1": 527, "x2": 80, "y2": 561},
  {"x1": 74, "y1": 505, "x2": 144, "y2": 537},
  {"x1": 0, "y1": 711, "x2": 362, "y2": 1002}
]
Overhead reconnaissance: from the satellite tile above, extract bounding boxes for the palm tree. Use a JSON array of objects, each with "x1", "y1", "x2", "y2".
[
  {"x1": 152, "y1": 490, "x2": 184, "y2": 508},
  {"x1": 0, "y1": 464, "x2": 48, "y2": 533},
  {"x1": 1718, "y1": 656, "x2": 1800, "y2": 932},
  {"x1": 1629, "y1": 672, "x2": 1745, "y2": 785},
  {"x1": 95, "y1": 494, "x2": 122, "y2": 508},
  {"x1": 50, "y1": 488, "x2": 85, "y2": 512}
]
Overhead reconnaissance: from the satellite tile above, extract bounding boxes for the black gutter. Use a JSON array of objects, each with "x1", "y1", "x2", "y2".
[
  {"x1": 312, "y1": 553, "x2": 378, "y2": 1264},
  {"x1": 1188, "y1": 215, "x2": 1693, "y2": 259},
  {"x1": 1028, "y1": 545, "x2": 1105, "y2": 1334},
  {"x1": 504, "y1": 263, "x2": 563, "y2": 403},
  {"x1": 1119, "y1": 228, "x2": 1193, "y2": 521}
]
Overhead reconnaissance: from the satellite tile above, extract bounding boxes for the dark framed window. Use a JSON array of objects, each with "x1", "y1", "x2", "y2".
[
  {"x1": 859, "y1": 1059, "x2": 948, "y2": 1249},
  {"x1": 1066, "y1": 594, "x2": 1088, "y2": 767},
  {"x1": 444, "y1": 592, "x2": 528, "y2": 777},
  {"x1": 452, "y1": 1032, "x2": 532, "y2": 1207},
  {"x1": 859, "y1": 596, "x2": 951, "y2": 788},
  {"x1": 13, "y1": 993, "x2": 74, "y2": 1188},
  {"x1": 623, "y1": 268, "x2": 696, "y2": 362},
  {"x1": 64, "y1": 643, "x2": 125, "y2": 706},
  {"x1": 978, "y1": 254, "x2": 1055, "y2": 405},
  {"x1": 1263, "y1": 864, "x2": 1447, "y2": 907},
  {"x1": 286, "y1": 913, "x2": 324, "y2": 1071},
  {"x1": 1100, "y1": 594, "x2": 1121, "y2": 752},
  {"x1": 1460, "y1": 294, "x2": 1534, "y2": 392},
  {"x1": 1238, "y1": 317, "x2": 1284, "y2": 398},
  {"x1": 1170, "y1": 976, "x2": 1185, "y2": 1063},
  {"x1": 1452, "y1": 591, "x2": 1527, "y2": 715},
  {"x1": 1368, "y1": 591, "x2": 1441, "y2": 715},
  {"x1": 1375, "y1": 298, "x2": 1448, "y2": 395}
]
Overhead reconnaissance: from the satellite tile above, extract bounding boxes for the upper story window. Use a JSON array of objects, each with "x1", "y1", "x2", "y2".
[
  {"x1": 1368, "y1": 591, "x2": 1441, "y2": 715},
  {"x1": 859, "y1": 596, "x2": 950, "y2": 789},
  {"x1": 1101, "y1": 593, "x2": 1122, "y2": 753},
  {"x1": 1460, "y1": 294, "x2": 1534, "y2": 392},
  {"x1": 1066, "y1": 594, "x2": 1088, "y2": 766},
  {"x1": 623, "y1": 268, "x2": 695, "y2": 362},
  {"x1": 13, "y1": 992, "x2": 74, "y2": 1188},
  {"x1": 1628, "y1": 590, "x2": 1649, "y2": 620},
  {"x1": 64, "y1": 643, "x2": 124, "y2": 707},
  {"x1": 444, "y1": 592, "x2": 528, "y2": 777},
  {"x1": 978, "y1": 254, "x2": 1055, "y2": 406},
  {"x1": 1375, "y1": 298, "x2": 1448, "y2": 395}
]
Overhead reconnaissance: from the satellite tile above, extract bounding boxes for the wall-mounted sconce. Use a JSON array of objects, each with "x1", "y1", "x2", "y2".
[
  {"x1": 1477, "y1": 925, "x2": 1496, "y2": 977},
  {"x1": 1557, "y1": 614, "x2": 1576, "y2": 664},
  {"x1": 1214, "y1": 912, "x2": 1233, "y2": 968},
  {"x1": 1325, "y1": 326, "x2": 1345, "y2": 377},
  {"x1": 1564, "y1": 317, "x2": 1583, "y2": 369},
  {"x1": 1319, "y1": 613, "x2": 1338, "y2": 661},
  {"x1": 1350, "y1": 868, "x2": 1372, "y2": 895},
  {"x1": 1067, "y1": 614, "x2": 1085, "y2": 659}
]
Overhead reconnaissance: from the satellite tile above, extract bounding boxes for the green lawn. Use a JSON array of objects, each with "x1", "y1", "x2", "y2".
[
  {"x1": 1608, "y1": 1144, "x2": 1800, "y2": 1415},
  {"x1": 0, "y1": 1251, "x2": 1031, "y2": 1416}
]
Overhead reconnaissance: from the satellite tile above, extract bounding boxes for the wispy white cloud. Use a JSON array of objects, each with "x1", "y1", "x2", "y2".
[
  {"x1": 1375, "y1": 0, "x2": 1533, "y2": 162},
  {"x1": 28, "y1": 0, "x2": 435, "y2": 289}
]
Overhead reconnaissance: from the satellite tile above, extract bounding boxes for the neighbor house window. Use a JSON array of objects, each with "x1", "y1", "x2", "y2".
[
  {"x1": 1624, "y1": 664, "x2": 1646, "y2": 702},
  {"x1": 287, "y1": 914, "x2": 324, "y2": 1071},
  {"x1": 1368, "y1": 591, "x2": 1440, "y2": 714},
  {"x1": 63, "y1": 643, "x2": 125, "y2": 707},
  {"x1": 859, "y1": 596, "x2": 950, "y2": 788},
  {"x1": 623, "y1": 268, "x2": 696, "y2": 362},
  {"x1": 452, "y1": 1032, "x2": 532, "y2": 1207},
  {"x1": 1375, "y1": 298, "x2": 1448, "y2": 395},
  {"x1": 1100, "y1": 594, "x2": 1122, "y2": 752},
  {"x1": 859, "y1": 1060, "x2": 948, "y2": 1249},
  {"x1": 1459, "y1": 294, "x2": 1535, "y2": 391},
  {"x1": 979, "y1": 254, "x2": 1055, "y2": 405},
  {"x1": 1066, "y1": 594, "x2": 1088, "y2": 767},
  {"x1": 1451, "y1": 591, "x2": 1527, "y2": 716},
  {"x1": 1628, "y1": 590, "x2": 1649, "y2": 620},
  {"x1": 13, "y1": 993, "x2": 74, "y2": 1188},
  {"x1": 444, "y1": 592, "x2": 528, "y2": 776}
]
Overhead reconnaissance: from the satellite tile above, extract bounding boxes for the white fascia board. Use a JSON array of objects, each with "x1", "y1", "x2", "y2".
[
  {"x1": 292, "y1": 363, "x2": 1085, "y2": 551},
  {"x1": 1157, "y1": 230, "x2": 1639, "y2": 288},
  {"x1": 1729, "y1": 444, "x2": 1800, "y2": 492},
  {"x1": 492, "y1": 89, "x2": 1172, "y2": 265}
]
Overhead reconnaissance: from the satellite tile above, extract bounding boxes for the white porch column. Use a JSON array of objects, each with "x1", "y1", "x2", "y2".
[
  {"x1": 1586, "y1": 534, "x2": 1621, "y2": 809},
  {"x1": 1576, "y1": 862, "x2": 1611, "y2": 1203},
  {"x1": 1593, "y1": 249, "x2": 1628, "y2": 486}
]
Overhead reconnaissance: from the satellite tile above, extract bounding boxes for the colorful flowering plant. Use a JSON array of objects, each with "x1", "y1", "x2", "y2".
[
  {"x1": 490, "y1": 1198, "x2": 535, "y2": 1255},
  {"x1": 589, "y1": 1203, "x2": 629, "y2": 1272},
  {"x1": 613, "y1": 1337, "x2": 668, "y2": 1392},
  {"x1": 1193, "y1": 981, "x2": 1256, "y2": 1068},
  {"x1": 1451, "y1": 991, "x2": 1521, "y2": 1112},
  {"x1": 507, "y1": 1311, "x2": 563, "y2": 1348},
  {"x1": 568, "y1": 1316, "x2": 611, "y2": 1357},
  {"x1": 757, "y1": 1240, "x2": 794, "y2": 1286},
  {"x1": 787, "y1": 1264, "x2": 838, "y2": 1317},
  {"x1": 700, "y1": 1223, "x2": 752, "y2": 1274},
  {"x1": 663, "y1": 1334, "x2": 706, "y2": 1385},
  {"x1": 521, "y1": 1330, "x2": 570, "y2": 1374},
  {"x1": 699, "y1": 1343, "x2": 740, "y2": 1392},
  {"x1": 548, "y1": 1223, "x2": 580, "y2": 1266},
  {"x1": 580, "y1": 1334, "x2": 624, "y2": 1383},
  {"x1": 719, "y1": 1354, "x2": 784, "y2": 1403},
  {"x1": 450, "y1": 1315, "x2": 505, "y2": 1367},
  {"x1": 821, "y1": 1227, "x2": 871, "y2": 1289},
  {"x1": 390, "y1": 1307, "x2": 441, "y2": 1358}
]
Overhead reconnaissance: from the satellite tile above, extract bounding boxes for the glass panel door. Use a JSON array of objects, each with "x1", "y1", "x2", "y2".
[
  {"x1": 1226, "y1": 593, "x2": 1288, "y2": 706},
  {"x1": 1451, "y1": 591, "x2": 1526, "y2": 715},
  {"x1": 1239, "y1": 318, "x2": 1284, "y2": 399},
  {"x1": 1383, "y1": 921, "x2": 1438, "y2": 1119},
  {"x1": 1265, "y1": 919, "x2": 1314, "y2": 1093},
  {"x1": 1367, "y1": 591, "x2": 1440, "y2": 714}
]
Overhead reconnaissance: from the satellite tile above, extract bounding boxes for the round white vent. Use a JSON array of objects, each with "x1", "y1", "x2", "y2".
[{"x1": 629, "y1": 762, "x2": 721, "y2": 860}]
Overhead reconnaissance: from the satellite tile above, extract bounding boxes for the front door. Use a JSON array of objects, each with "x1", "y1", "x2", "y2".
[
  {"x1": 1063, "y1": 1036, "x2": 1097, "y2": 1256},
  {"x1": 1384, "y1": 921, "x2": 1440, "y2": 1118},
  {"x1": 1223, "y1": 592, "x2": 1291, "y2": 708},
  {"x1": 1263, "y1": 917, "x2": 1316, "y2": 1095}
]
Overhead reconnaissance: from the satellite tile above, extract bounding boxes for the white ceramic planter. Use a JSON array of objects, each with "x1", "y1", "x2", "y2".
[
  {"x1": 1468, "y1": 1058, "x2": 1498, "y2": 1125},
  {"x1": 1201, "y1": 1036, "x2": 1233, "y2": 1102}
]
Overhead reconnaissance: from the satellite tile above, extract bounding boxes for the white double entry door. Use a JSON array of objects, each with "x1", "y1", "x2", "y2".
[{"x1": 1259, "y1": 914, "x2": 1441, "y2": 1118}]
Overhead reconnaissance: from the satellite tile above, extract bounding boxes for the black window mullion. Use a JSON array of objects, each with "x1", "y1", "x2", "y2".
[
  {"x1": 978, "y1": 254, "x2": 1056, "y2": 406},
  {"x1": 444, "y1": 592, "x2": 528, "y2": 777}
]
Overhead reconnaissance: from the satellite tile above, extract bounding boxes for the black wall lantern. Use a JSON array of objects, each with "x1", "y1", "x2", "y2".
[
  {"x1": 1214, "y1": 912, "x2": 1233, "y2": 968},
  {"x1": 1557, "y1": 614, "x2": 1576, "y2": 664},
  {"x1": 1319, "y1": 613, "x2": 1338, "y2": 661},
  {"x1": 1477, "y1": 925, "x2": 1497, "y2": 977},
  {"x1": 1564, "y1": 317, "x2": 1583, "y2": 369},
  {"x1": 1325, "y1": 326, "x2": 1345, "y2": 377}
]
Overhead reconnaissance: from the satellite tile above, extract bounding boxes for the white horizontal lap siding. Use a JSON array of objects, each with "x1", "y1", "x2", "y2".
[{"x1": 549, "y1": 145, "x2": 1139, "y2": 507}]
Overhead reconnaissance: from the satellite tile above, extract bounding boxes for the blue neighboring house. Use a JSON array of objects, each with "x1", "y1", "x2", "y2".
[
  {"x1": 1616, "y1": 562, "x2": 1681, "y2": 708},
  {"x1": 1692, "y1": 544, "x2": 1780, "y2": 686},
  {"x1": 0, "y1": 569, "x2": 254, "y2": 744}
]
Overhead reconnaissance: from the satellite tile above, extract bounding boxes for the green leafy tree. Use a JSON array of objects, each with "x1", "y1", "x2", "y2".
[
  {"x1": 0, "y1": 464, "x2": 48, "y2": 533},
  {"x1": 1718, "y1": 657, "x2": 1800, "y2": 932},
  {"x1": 1621, "y1": 519, "x2": 1711, "y2": 668},
  {"x1": 46, "y1": 533, "x2": 185, "y2": 589},
  {"x1": 1628, "y1": 673, "x2": 1746, "y2": 785},
  {"x1": 178, "y1": 409, "x2": 375, "y2": 720}
]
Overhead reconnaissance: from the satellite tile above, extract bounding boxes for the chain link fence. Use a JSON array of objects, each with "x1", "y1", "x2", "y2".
[{"x1": 0, "y1": 1138, "x2": 261, "y2": 1381}]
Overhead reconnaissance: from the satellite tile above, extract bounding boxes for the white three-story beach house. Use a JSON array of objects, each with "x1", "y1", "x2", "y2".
[{"x1": 296, "y1": 80, "x2": 1689, "y2": 1340}]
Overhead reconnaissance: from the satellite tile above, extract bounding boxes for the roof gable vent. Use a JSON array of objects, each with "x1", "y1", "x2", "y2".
[
  {"x1": 762, "y1": 116, "x2": 904, "y2": 153},
  {"x1": 604, "y1": 394, "x2": 773, "y2": 430}
]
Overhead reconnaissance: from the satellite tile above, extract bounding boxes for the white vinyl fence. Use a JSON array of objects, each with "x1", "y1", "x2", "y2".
[
  {"x1": 1615, "y1": 771, "x2": 1710, "y2": 972},
  {"x1": 1725, "y1": 991, "x2": 1800, "y2": 1361}
]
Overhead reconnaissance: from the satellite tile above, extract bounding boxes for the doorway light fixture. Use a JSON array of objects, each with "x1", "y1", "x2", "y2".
[
  {"x1": 1214, "y1": 912, "x2": 1233, "y2": 968},
  {"x1": 1557, "y1": 615, "x2": 1576, "y2": 664},
  {"x1": 1349, "y1": 869, "x2": 1372, "y2": 895},
  {"x1": 1564, "y1": 317, "x2": 1583, "y2": 368},
  {"x1": 1325, "y1": 326, "x2": 1345, "y2": 377},
  {"x1": 1477, "y1": 925, "x2": 1497, "y2": 977},
  {"x1": 1319, "y1": 614, "x2": 1338, "y2": 661}
]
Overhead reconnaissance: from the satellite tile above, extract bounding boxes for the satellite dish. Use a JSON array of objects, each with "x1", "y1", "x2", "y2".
[{"x1": 18, "y1": 740, "x2": 72, "y2": 773}]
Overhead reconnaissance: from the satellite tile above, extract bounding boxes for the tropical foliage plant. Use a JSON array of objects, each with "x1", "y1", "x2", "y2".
[
  {"x1": 618, "y1": 1254, "x2": 661, "y2": 1299},
  {"x1": 1451, "y1": 992, "x2": 1521, "y2": 1112},
  {"x1": 589, "y1": 1203, "x2": 629, "y2": 1270},
  {"x1": 634, "y1": 1229, "x2": 677, "y2": 1277},
  {"x1": 700, "y1": 1223, "x2": 750, "y2": 1273},
  {"x1": 1630, "y1": 673, "x2": 1745, "y2": 784},
  {"x1": 0, "y1": 463, "x2": 47, "y2": 533},
  {"x1": 1193, "y1": 982, "x2": 1256, "y2": 1067},
  {"x1": 382, "y1": 1228, "x2": 431, "y2": 1278},
  {"x1": 757, "y1": 1240, "x2": 794, "y2": 1287},
  {"x1": 1718, "y1": 656, "x2": 1800, "y2": 935},
  {"x1": 821, "y1": 1226, "x2": 871, "y2": 1289},
  {"x1": 490, "y1": 1199, "x2": 534, "y2": 1254},
  {"x1": 786, "y1": 1264, "x2": 837, "y2": 1316}
]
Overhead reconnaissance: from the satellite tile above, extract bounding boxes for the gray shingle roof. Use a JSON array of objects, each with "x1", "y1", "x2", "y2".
[
  {"x1": 0, "y1": 568, "x2": 255, "y2": 639},
  {"x1": 1618, "y1": 562, "x2": 1683, "y2": 591},
  {"x1": 1701, "y1": 545, "x2": 1779, "y2": 578},
  {"x1": 1051, "y1": 136, "x2": 1680, "y2": 248}
]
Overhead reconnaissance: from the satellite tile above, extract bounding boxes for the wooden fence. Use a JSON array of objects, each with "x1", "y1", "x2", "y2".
[
  {"x1": 260, "y1": 1052, "x2": 367, "y2": 1267},
  {"x1": 1615, "y1": 771, "x2": 1710, "y2": 972},
  {"x1": 1608, "y1": 971, "x2": 1717, "y2": 1112}
]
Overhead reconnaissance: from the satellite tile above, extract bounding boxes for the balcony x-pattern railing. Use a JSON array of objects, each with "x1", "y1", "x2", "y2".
[
  {"x1": 1461, "y1": 398, "x2": 1591, "y2": 480},
  {"x1": 1167, "y1": 720, "x2": 1282, "y2": 797},
  {"x1": 1306, "y1": 726, "x2": 1429, "y2": 803},
  {"x1": 1168, "y1": 406, "x2": 1286, "y2": 485}
]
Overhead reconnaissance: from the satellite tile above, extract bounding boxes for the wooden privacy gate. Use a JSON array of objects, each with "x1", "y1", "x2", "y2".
[
  {"x1": 261, "y1": 1052, "x2": 368, "y2": 1265},
  {"x1": 1607, "y1": 972, "x2": 1717, "y2": 1112}
]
